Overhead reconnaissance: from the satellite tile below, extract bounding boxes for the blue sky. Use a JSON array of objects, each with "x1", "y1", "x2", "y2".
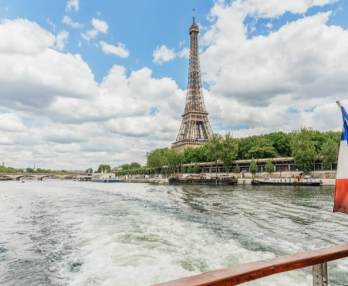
[
  {"x1": 0, "y1": 0, "x2": 215, "y2": 87},
  {"x1": 1, "y1": 0, "x2": 347, "y2": 87}
]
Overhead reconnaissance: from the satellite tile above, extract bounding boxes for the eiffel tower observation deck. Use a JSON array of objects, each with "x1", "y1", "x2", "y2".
[{"x1": 172, "y1": 17, "x2": 212, "y2": 150}]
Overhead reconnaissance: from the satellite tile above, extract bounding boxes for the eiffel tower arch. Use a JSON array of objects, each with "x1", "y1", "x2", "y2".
[{"x1": 172, "y1": 18, "x2": 212, "y2": 150}]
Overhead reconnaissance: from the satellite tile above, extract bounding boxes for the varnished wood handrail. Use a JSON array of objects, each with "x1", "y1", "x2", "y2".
[{"x1": 154, "y1": 244, "x2": 348, "y2": 286}]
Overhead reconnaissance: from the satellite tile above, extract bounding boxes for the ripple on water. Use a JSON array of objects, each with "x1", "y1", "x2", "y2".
[{"x1": 0, "y1": 181, "x2": 347, "y2": 286}]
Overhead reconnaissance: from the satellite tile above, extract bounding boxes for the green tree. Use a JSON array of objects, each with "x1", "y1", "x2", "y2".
[
  {"x1": 234, "y1": 164, "x2": 240, "y2": 173},
  {"x1": 237, "y1": 136, "x2": 256, "y2": 159},
  {"x1": 321, "y1": 139, "x2": 339, "y2": 170},
  {"x1": 247, "y1": 138, "x2": 277, "y2": 159},
  {"x1": 147, "y1": 148, "x2": 169, "y2": 168},
  {"x1": 182, "y1": 148, "x2": 195, "y2": 163},
  {"x1": 183, "y1": 146, "x2": 208, "y2": 163},
  {"x1": 129, "y1": 162, "x2": 141, "y2": 169},
  {"x1": 249, "y1": 159, "x2": 258, "y2": 176},
  {"x1": 187, "y1": 166, "x2": 194, "y2": 173},
  {"x1": 166, "y1": 149, "x2": 183, "y2": 174},
  {"x1": 265, "y1": 160, "x2": 275, "y2": 174},
  {"x1": 0, "y1": 165, "x2": 17, "y2": 173},
  {"x1": 205, "y1": 134, "x2": 224, "y2": 161},
  {"x1": 26, "y1": 167, "x2": 34, "y2": 173},
  {"x1": 120, "y1": 164, "x2": 130, "y2": 170},
  {"x1": 97, "y1": 164, "x2": 112, "y2": 173},
  {"x1": 268, "y1": 132, "x2": 291, "y2": 157},
  {"x1": 134, "y1": 129, "x2": 342, "y2": 174},
  {"x1": 291, "y1": 131, "x2": 317, "y2": 172},
  {"x1": 222, "y1": 134, "x2": 239, "y2": 172}
]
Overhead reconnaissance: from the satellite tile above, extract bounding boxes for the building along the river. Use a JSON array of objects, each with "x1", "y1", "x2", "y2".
[{"x1": 180, "y1": 157, "x2": 336, "y2": 173}]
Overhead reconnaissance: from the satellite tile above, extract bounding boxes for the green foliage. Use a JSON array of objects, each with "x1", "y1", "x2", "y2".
[
  {"x1": 239, "y1": 134, "x2": 281, "y2": 159},
  {"x1": 167, "y1": 149, "x2": 183, "y2": 170},
  {"x1": 237, "y1": 136, "x2": 257, "y2": 160},
  {"x1": 321, "y1": 138, "x2": 339, "y2": 170},
  {"x1": 182, "y1": 134, "x2": 238, "y2": 168},
  {"x1": 119, "y1": 162, "x2": 141, "y2": 171},
  {"x1": 114, "y1": 162, "x2": 146, "y2": 176},
  {"x1": 129, "y1": 162, "x2": 141, "y2": 169},
  {"x1": 183, "y1": 147, "x2": 207, "y2": 163},
  {"x1": 142, "y1": 129, "x2": 341, "y2": 174},
  {"x1": 267, "y1": 132, "x2": 292, "y2": 157},
  {"x1": 291, "y1": 129, "x2": 317, "y2": 172},
  {"x1": 192, "y1": 164, "x2": 200, "y2": 174},
  {"x1": 265, "y1": 160, "x2": 275, "y2": 173},
  {"x1": 147, "y1": 148, "x2": 183, "y2": 174},
  {"x1": 205, "y1": 134, "x2": 224, "y2": 161},
  {"x1": 97, "y1": 164, "x2": 112, "y2": 173},
  {"x1": 222, "y1": 134, "x2": 238, "y2": 171},
  {"x1": 249, "y1": 159, "x2": 258, "y2": 174},
  {"x1": 0, "y1": 165, "x2": 17, "y2": 173},
  {"x1": 246, "y1": 138, "x2": 277, "y2": 159},
  {"x1": 185, "y1": 165, "x2": 201, "y2": 174},
  {"x1": 147, "y1": 148, "x2": 170, "y2": 168},
  {"x1": 234, "y1": 164, "x2": 240, "y2": 173},
  {"x1": 0, "y1": 165, "x2": 58, "y2": 174},
  {"x1": 186, "y1": 166, "x2": 194, "y2": 173}
]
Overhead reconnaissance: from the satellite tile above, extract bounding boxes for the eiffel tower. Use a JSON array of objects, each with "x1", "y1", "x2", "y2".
[{"x1": 172, "y1": 17, "x2": 212, "y2": 150}]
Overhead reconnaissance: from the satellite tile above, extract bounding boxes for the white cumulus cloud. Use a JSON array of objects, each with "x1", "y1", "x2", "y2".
[
  {"x1": 0, "y1": 19, "x2": 97, "y2": 111},
  {"x1": 201, "y1": 0, "x2": 347, "y2": 137},
  {"x1": 66, "y1": 0, "x2": 79, "y2": 12},
  {"x1": 0, "y1": 19, "x2": 54, "y2": 54},
  {"x1": 153, "y1": 45, "x2": 176, "y2": 64},
  {"x1": 231, "y1": 0, "x2": 336, "y2": 18},
  {"x1": 91, "y1": 18, "x2": 108, "y2": 33},
  {"x1": 100, "y1": 41, "x2": 129, "y2": 58},
  {"x1": 82, "y1": 18, "x2": 108, "y2": 41},
  {"x1": 0, "y1": 18, "x2": 184, "y2": 169},
  {"x1": 153, "y1": 45, "x2": 189, "y2": 64},
  {"x1": 1, "y1": 0, "x2": 348, "y2": 169},
  {"x1": 62, "y1": 15, "x2": 83, "y2": 29},
  {"x1": 177, "y1": 47, "x2": 190, "y2": 59},
  {"x1": 55, "y1": 31, "x2": 69, "y2": 51},
  {"x1": 82, "y1": 29, "x2": 98, "y2": 41}
]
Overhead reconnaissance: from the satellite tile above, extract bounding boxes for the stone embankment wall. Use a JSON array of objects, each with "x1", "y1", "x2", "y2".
[
  {"x1": 119, "y1": 171, "x2": 336, "y2": 186},
  {"x1": 235, "y1": 171, "x2": 335, "y2": 186},
  {"x1": 119, "y1": 176, "x2": 168, "y2": 184}
]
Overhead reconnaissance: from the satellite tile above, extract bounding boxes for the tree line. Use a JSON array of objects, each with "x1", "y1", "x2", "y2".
[
  {"x1": 0, "y1": 165, "x2": 70, "y2": 174},
  {"x1": 144, "y1": 129, "x2": 340, "y2": 173}
]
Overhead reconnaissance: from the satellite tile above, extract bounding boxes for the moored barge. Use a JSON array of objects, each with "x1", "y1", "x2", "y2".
[
  {"x1": 169, "y1": 174, "x2": 237, "y2": 185},
  {"x1": 252, "y1": 176, "x2": 322, "y2": 186}
]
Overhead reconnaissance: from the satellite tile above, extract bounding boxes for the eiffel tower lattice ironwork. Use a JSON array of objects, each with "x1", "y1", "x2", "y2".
[{"x1": 172, "y1": 17, "x2": 212, "y2": 150}]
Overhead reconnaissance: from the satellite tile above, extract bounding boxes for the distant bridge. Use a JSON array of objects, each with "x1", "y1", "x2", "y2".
[{"x1": 0, "y1": 172, "x2": 85, "y2": 181}]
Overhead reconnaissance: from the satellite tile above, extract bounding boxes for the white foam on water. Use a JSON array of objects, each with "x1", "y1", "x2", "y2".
[
  {"x1": 0, "y1": 181, "x2": 346, "y2": 285},
  {"x1": 58, "y1": 185, "x2": 311, "y2": 286}
]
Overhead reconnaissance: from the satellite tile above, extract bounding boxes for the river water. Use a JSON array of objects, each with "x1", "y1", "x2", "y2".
[{"x1": 0, "y1": 180, "x2": 347, "y2": 286}]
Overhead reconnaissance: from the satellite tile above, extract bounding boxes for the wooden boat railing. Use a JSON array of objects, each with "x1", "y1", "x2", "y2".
[{"x1": 153, "y1": 243, "x2": 348, "y2": 286}]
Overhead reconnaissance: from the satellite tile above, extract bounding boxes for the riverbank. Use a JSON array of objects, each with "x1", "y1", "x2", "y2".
[{"x1": 118, "y1": 171, "x2": 336, "y2": 186}]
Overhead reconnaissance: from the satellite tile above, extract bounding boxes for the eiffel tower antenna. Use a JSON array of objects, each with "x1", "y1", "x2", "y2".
[{"x1": 172, "y1": 16, "x2": 212, "y2": 150}]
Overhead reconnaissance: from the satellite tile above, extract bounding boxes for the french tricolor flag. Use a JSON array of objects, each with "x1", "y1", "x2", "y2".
[{"x1": 334, "y1": 102, "x2": 348, "y2": 214}]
